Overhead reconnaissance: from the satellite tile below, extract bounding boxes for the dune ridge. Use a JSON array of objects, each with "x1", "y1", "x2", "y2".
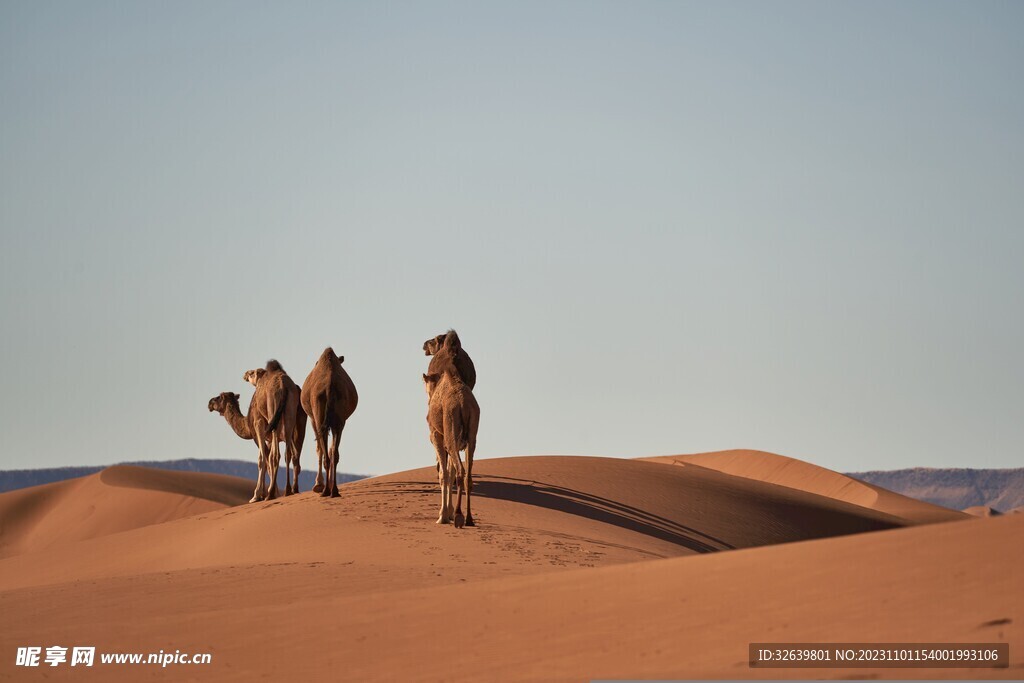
[
  {"x1": 0, "y1": 465, "x2": 251, "y2": 558},
  {"x1": 642, "y1": 449, "x2": 966, "y2": 523},
  {"x1": 964, "y1": 505, "x2": 1002, "y2": 517}
]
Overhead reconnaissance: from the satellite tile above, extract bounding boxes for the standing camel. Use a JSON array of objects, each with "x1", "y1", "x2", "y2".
[
  {"x1": 244, "y1": 365, "x2": 307, "y2": 495},
  {"x1": 422, "y1": 334, "x2": 480, "y2": 527},
  {"x1": 242, "y1": 361, "x2": 295, "y2": 501},
  {"x1": 208, "y1": 389, "x2": 282, "y2": 501},
  {"x1": 424, "y1": 329, "x2": 477, "y2": 485},
  {"x1": 301, "y1": 348, "x2": 358, "y2": 497}
]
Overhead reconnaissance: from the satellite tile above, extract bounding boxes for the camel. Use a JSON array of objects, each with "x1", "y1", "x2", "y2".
[
  {"x1": 250, "y1": 360, "x2": 301, "y2": 500},
  {"x1": 424, "y1": 329, "x2": 476, "y2": 484},
  {"x1": 300, "y1": 348, "x2": 358, "y2": 497},
  {"x1": 423, "y1": 329, "x2": 476, "y2": 389},
  {"x1": 208, "y1": 363, "x2": 298, "y2": 502},
  {"x1": 422, "y1": 335, "x2": 480, "y2": 527},
  {"x1": 243, "y1": 366, "x2": 307, "y2": 495}
]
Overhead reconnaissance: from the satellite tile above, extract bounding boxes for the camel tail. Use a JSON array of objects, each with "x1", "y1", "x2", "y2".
[
  {"x1": 444, "y1": 425, "x2": 462, "y2": 473},
  {"x1": 266, "y1": 392, "x2": 287, "y2": 433},
  {"x1": 322, "y1": 353, "x2": 334, "y2": 437}
]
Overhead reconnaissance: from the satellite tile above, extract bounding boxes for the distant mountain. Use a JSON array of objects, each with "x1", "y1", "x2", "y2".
[
  {"x1": 0, "y1": 459, "x2": 367, "y2": 495},
  {"x1": 848, "y1": 468, "x2": 1024, "y2": 513}
]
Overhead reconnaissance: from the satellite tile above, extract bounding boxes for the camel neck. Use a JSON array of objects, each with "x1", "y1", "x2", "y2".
[{"x1": 224, "y1": 404, "x2": 253, "y2": 440}]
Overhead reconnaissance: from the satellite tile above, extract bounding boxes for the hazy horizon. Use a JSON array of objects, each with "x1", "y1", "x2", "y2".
[{"x1": 2, "y1": 1, "x2": 1022, "y2": 476}]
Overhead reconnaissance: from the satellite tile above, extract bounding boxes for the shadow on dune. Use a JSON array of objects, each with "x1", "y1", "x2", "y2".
[
  {"x1": 474, "y1": 476, "x2": 732, "y2": 553},
  {"x1": 346, "y1": 475, "x2": 731, "y2": 553}
]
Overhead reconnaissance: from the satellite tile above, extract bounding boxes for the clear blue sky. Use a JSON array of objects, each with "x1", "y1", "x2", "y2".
[{"x1": 1, "y1": 1, "x2": 1021, "y2": 475}]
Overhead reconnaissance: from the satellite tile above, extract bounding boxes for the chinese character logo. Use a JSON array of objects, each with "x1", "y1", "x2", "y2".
[
  {"x1": 15, "y1": 647, "x2": 41, "y2": 667},
  {"x1": 44, "y1": 646, "x2": 68, "y2": 667},
  {"x1": 71, "y1": 646, "x2": 96, "y2": 667}
]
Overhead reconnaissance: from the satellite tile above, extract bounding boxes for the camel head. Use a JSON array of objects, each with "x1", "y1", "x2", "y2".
[
  {"x1": 323, "y1": 347, "x2": 344, "y2": 365},
  {"x1": 422, "y1": 373, "x2": 441, "y2": 398},
  {"x1": 208, "y1": 392, "x2": 241, "y2": 414},
  {"x1": 243, "y1": 368, "x2": 266, "y2": 386},
  {"x1": 423, "y1": 334, "x2": 446, "y2": 356}
]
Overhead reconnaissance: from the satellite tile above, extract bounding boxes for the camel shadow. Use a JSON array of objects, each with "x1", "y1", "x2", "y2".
[{"x1": 473, "y1": 476, "x2": 733, "y2": 554}]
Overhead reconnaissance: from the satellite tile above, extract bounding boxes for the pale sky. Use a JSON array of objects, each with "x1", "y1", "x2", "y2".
[{"x1": 1, "y1": 1, "x2": 1021, "y2": 475}]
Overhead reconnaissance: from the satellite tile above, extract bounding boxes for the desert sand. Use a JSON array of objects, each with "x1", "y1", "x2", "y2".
[
  {"x1": 0, "y1": 453, "x2": 1019, "y2": 681},
  {"x1": 0, "y1": 465, "x2": 251, "y2": 558}
]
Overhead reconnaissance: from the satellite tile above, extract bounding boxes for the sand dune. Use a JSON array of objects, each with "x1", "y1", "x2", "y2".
[
  {"x1": 642, "y1": 449, "x2": 966, "y2": 523},
  {"x1": 0, "y1": 465, "x2": 251, "y2": 558},
  {"x1": 964, "y1": 505, "x2": 1003, "y2": 517},
  {"x1": 1, "y1": 454, "x2": 1016, "y2": 681},
  {"x1": 0, "y1": 456, "x2": 907, "y2": 589}
]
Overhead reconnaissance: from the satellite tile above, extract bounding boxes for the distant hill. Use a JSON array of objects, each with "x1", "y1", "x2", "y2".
[
  {"x1": 0, "y1": 459, "x2": 367, "y2": 495},
  {"x1": 848, "y1": 468, "x2": 1024, "y2": 513}
]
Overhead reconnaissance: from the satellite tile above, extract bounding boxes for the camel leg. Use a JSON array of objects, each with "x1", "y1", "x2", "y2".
[
  {"x1": 286, "y1": 432, "x2": 297, "y2": 496},
  {"x1": 450, "y1": 458, "x2": 462, "y2": 511},
  {"x1": 313, "y1": 445, "x2": 324, "y2": 493},
  {"x1": 285, "y1": 432, "x2": 299, "y2": 496},
  {"x1": 444, "y1": 448, "x2": 458, "y2": 522},
  {"x1": 321, "y1": 429, "x2": 334, "y2": 498},
  {"x1": 431, "y1": 434, "x2": 449, "y2": 524},
  {"x1": 313, "y1": 417, "x2": 327, "y2": 495},
  {"x1": 289, "y1": 430, "x2": 301, "y2": 495},
  {"x1": 266, "y1": 435, "x2": 281, "y2": 500},
  {"x1": 283, "y1": 438, "x2": 293, "y2": 496},
  {"x1": 293, "y1": 407, "x2": 306, "y2": 494},
  {"x1": 464, "y1": 436, "x2": 475, "y2": 527},
  {"x1": 448, "y1": 459, "x2": 459, "y2": 495},
  {"x1": 250, "y1": 452, "x2": 265, "y2": 503},
  {"x1": 447, "y1": 443, "x2": 466, "y2": 529},
  {"x1": 251, "y1": 431, "x2": 269, "y2": 503},
  {"x1": 328, "y1": 422, "x2": 344, "y2": 498},
  {"x1": 445, "y1": 465, "x2": 455, "y2": 522},
  {"x1": 320, "y1": 426, "x2": 336, "y2": 498},
  {"x1": 436, "y1": 461, "x2": 448, "y2": 524}
]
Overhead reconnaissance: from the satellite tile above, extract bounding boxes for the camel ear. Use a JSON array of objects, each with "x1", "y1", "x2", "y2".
[
  {"x1": 232, "y1": 393, "x2": 240, "y2": 400},
  {"x1": 338, "y1": 355, "x2": 344, "y2": 364}
]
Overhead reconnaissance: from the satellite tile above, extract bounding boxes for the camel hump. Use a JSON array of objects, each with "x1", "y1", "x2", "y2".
[
  {"x1": 442, "y1": 329, "x2": 462, "y2": 353},
  {"x1": 265, "y1": 359, "x2": 285, "y2": 373}
]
